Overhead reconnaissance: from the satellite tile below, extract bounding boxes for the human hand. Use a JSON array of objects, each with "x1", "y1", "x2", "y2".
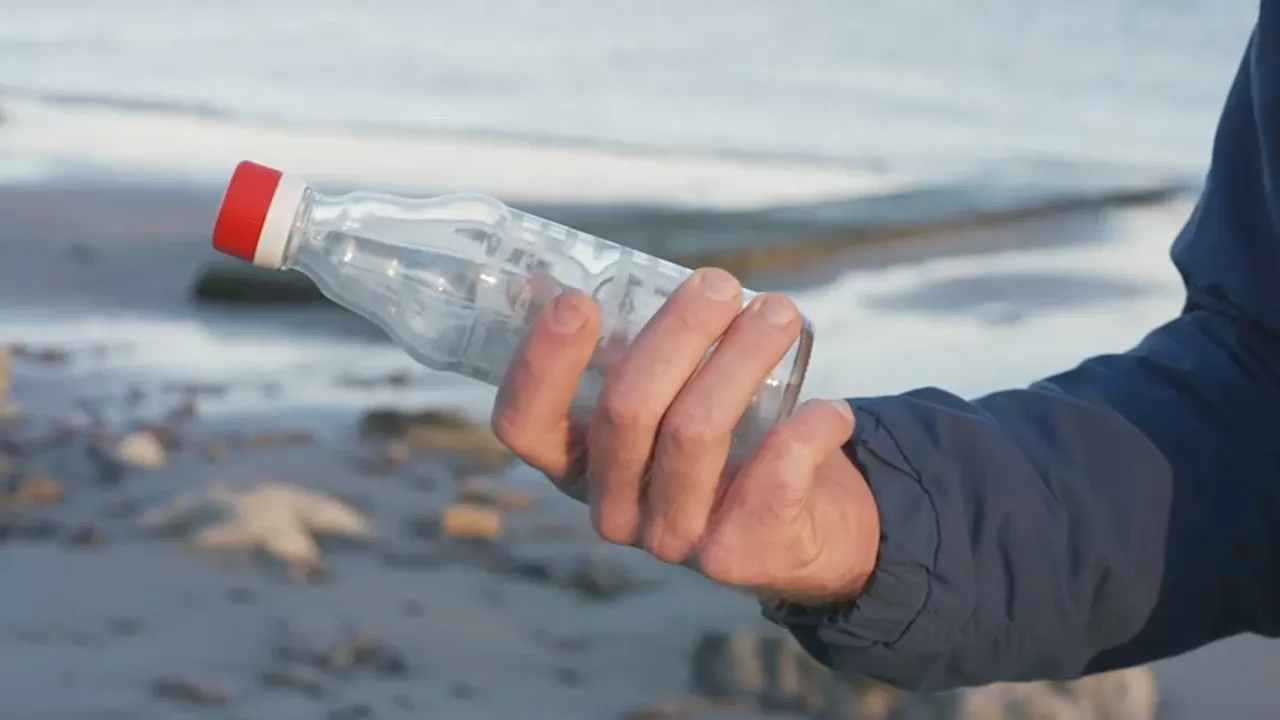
[{"x1": 491, "y1": 268, "x2": 880, "y2": 605}]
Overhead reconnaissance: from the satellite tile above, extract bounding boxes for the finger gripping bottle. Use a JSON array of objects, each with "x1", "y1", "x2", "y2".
[{"x1": 211, "y1": 161, "x2": 813, "y2": 456}]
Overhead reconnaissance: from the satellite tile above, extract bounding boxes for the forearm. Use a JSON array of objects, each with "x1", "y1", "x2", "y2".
[{"x1": 767, "y1": 300, "x2": 1280, "y2": 691}]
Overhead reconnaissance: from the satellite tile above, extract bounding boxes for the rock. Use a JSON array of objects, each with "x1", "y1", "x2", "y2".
[
  {"x1": 115, "y1": 430, "x2": 167, "y2": 469},
  {"x1": 150, "y1": 675, "x2": 231, "y2": 708},
  {"x1": 439, "y1": 503, "x2": 505, "y2": 543},
  {"x1": 0, "y1": 346, "x2": 17, "y2": 421},
  {"x1": 260, "y1": 662, "x2": 327, "y2": 698},
  {"x1": 684, "y1": 629, "x2": 1154, "y2": 720},
  {"x1": 358, "y1": 408, "x2": 512, "y2": 470},
  {"x1": 192, "y1": 262, "x2": 327, "y2": 304},
  {"x1": 1, "y1": 476, "x2": 64, "y2": 508},
  {"x1": 328, "y1": 704, "x2": 376, "y2": 720},
  {"x1": 447, "y1": 681, "x2": 477, "y2": 700},
  {"x1": 108, "y1": 617, "x2": 145, "y2": 636},
  {"x1": 690, "y1": 631, "x2": 766, "y2": 702},
  {"x1": 203, "y1": 442, "x2": 230, "y2": 462},
  {"x1": 241, "y1": 430, "x2": 315, "y2": 450},
  {"x1": 563, "y1": 552, "x2": 652, "y2": 601},
  {"x1": 554, "y1": 666, "x2": 584, "y2": 686},
  {"x1": 272, "y1": 617, "x2": 408, "y2": 677},
  {"x1": 13, "y1": 345, "x2": 70, "y2": 365},
  {"x1": 457, "y1": 476, "x2": 536, "y2": 512},
  {"x1": 960, "y1": 668, "x2": 1157, "y2": 720},
  {"x1": 66, "y1": 523, "x2": 104, "y2": 550}
]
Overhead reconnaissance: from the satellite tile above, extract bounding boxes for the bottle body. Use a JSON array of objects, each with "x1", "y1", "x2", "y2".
[{"x1": 279, "y1": 187, "x2": 812, "y2": 457}]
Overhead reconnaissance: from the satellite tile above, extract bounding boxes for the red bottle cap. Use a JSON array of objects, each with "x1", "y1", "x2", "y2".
[{"x1": 212, "y1": 160, "x2": 308, "y2": 268}]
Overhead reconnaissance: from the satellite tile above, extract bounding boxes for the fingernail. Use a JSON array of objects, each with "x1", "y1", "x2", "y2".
[
  {"x1": 549, "y1": 295, "x2": 586, "y2": 333},
  {"x1": 827, "y1": 399, "x2": 854, "y2": 421},
  {"x1": 696, "y1": 268, "x2": 739, "y2": 301},
  {"x1": 759, "y1": 294, "x2": 797, "y2": 325}
]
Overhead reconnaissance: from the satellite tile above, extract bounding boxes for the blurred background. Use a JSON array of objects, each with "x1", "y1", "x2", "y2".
[{"x1": 0, "y1": 1, "x2": 1272, "y2": 719}]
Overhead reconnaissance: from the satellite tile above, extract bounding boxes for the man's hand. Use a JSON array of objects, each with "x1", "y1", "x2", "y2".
[{"x1": 491, "y1": 268, "x2": 880, "y2": 605}]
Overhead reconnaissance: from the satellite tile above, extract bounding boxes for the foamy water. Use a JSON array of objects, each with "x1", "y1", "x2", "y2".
[{"x1": 0, "y1": 0, "x2": 1259, "y2": 206}]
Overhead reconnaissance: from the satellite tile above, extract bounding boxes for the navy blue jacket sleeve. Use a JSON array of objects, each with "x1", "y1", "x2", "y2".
[{"x1": 765, "y1": 4, "x2": 1280, "y2": 692}]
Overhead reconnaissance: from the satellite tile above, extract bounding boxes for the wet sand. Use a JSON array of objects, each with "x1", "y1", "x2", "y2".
[{"x1": 0, "y1": 177, "x2": 1277, "y2": 719}]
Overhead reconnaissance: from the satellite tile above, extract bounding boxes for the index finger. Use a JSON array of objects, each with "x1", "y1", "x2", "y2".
[{"x1": 491, "y1": 289, "x2": 602, "y2": 481}]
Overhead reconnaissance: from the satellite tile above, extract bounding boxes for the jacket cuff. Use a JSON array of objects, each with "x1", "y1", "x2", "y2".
[{"x1": 761, "y1": 399, "x2": 952, "y2": 689}]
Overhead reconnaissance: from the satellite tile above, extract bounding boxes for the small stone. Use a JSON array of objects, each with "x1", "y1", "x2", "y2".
[
  {"x1": 439, "y1": 504, "x2": 504, "y2": 543},
  {"x1": 242, "y1": 430, "x2": 314, "y2": 450},
  {"x1": 328, "y1": 703, "x2": 375, "y2": 720},
  {"x1": 381, "y1": 441, "x2": 413, "y2": 469},
  {"x1": 358, "y1": 408, "x2": 512, "y2": 470},
  {"x1": 554, "y1": 666, "x2": 584, "y2": 686},
  {"x1": 622, "y1": 700, "x2": 695, "y2": 720},
  {"x1": 13, "y1": 345, "x2": 70, "y2": 365},
  {"x1": 150, "y1": 675, "x2": 231, "y2": 708},
  {"x1": 393, "y1": 692, "x2": 422, "y2": 710},
  {"x1": 689, "y1": 630, "x2": 766, "y2": 702},
  {"x1": 66, "y1": 523, "x2": 104, "y2": 550},
  {"x1": 108, "y1": 617, "x2": 145, "y2": 636},
  {"x1": 260, "y1": 662, "x2": 327, "y2": 697},
  {"x1": 8, "y1": 476, "x2": 64, "y2": 507},
  {"x1": 447, "y1": 681, "x2": 477, "y2": 700},
  {"x1": 203, "y1": 442, "x2": 230, "y2": 462},
  {"x1": 116, "y1": 430, "x2": 167, "y2": 470},
  {"x1": 565, "y1": 552, "x2": 650, "y2": 601},
  {"x1": 457, "y1": 477, "x2": 536, "y2": 512}
]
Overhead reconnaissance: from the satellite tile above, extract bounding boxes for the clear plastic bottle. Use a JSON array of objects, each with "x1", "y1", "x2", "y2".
[{"x1": 211, "y1": 161, "x2": 813, "y2": 459}]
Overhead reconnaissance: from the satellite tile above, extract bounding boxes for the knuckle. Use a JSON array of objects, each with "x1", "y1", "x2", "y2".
[
  {"x1": 597, "y1": 385, "x2": 653, "y2": 432},
  {"x1": 660, "y1": 408, "x2": 718, "y2": 455},
  {"x1": 643, "y1": 522, "x2": 695, "y2": 565}
]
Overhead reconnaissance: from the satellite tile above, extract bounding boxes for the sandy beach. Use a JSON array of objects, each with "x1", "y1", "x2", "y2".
[{"x1": 0, "y1": 170, "x2": 1273, "y2": 720}]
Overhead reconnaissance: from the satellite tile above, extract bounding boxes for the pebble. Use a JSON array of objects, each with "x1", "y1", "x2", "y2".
[
  {"x1": 447, "y1": 681, "x2": 477, "y2": 700},
  {"x1": 3, "y1": 476, "x2": 64, "y2": 507},
  {"x1": 328, "y1": 703, "x2": 376, "y2": 720},
  {"x1": 439, "y1": 503, "x2": 505, "y2": 543},
  {"x1": 272, "y1": 617, "x2": 409, "y2": 677},
  {"x1": 203, "y1": 442, "x2": 230, "y2": 462},
  {"x1": 115, "y1": 430, "x2": 167, "y2": 469},
  {"x1": 150, "y1": 675, "x2": 232, "y2": 708},
  {"x1": 66, "y1": 523, "x2": 104, "y2": 550},
  {"x1": 457, "y1": 476, "x2": 536, "y2": 512},
  {"x1": 400, "y1": 598, "x2": 425, "y2": 617},
  {"x1": 260, "y1": 662, "x2": 328, "y2": 698},
  {"x1": 554, "y1": 666, "x2": 584, "y2": 686}
]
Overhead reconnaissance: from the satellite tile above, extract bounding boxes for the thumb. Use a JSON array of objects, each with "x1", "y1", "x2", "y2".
[
  {"x1": 696, "y1": 398, "x2": 855, "y2": 587},
  {"x1": 717, "y1": 398, "x2": 855, "y2": 524}
]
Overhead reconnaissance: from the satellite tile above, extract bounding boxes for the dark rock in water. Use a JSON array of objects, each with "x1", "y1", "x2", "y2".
[
  {"x1": 689, "y1": 631, "x2": 766, "y2": 702},
  {"x1": 272, "y1": 617, "x2": 409, "y2": 677},
  {"x1": 150, "y1": 675, "x2": 232, "y2": 708},
  {"x1": 260, "y1": 662, "x2": 328, "y2": 698},
  {"x1": 328, "y1": 703, "x2": 376, "y2": 720},
  {"x1": 358, "y1": 408, "x2": 512, "y2": 470},
  {"x1": 108, "y1": 617, "x2": 145, "y2": 636},
  {"x1": 66, "y1": 522, "x2": 105, "y2": 550},
  {"x1": 502, "y1": 551, "x2": 656, "y2": 601},
  {"x1": 554, "y1": 666, "x2": 584, "y2": 686},
  {"x1": 447, "y1": 681, "x2": 477, "y2": 700},
  {"x1": 191, "y1": 263, "x2": 328, "y2": 304}
]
